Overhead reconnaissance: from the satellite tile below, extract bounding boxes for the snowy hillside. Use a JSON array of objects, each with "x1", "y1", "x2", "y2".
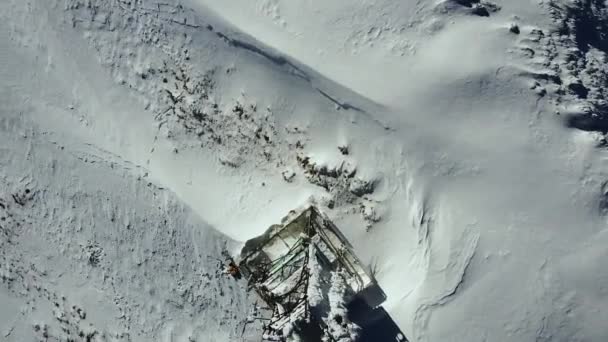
[{"x1": 1, "y1": 0, "x2": 608, "y2": 341}]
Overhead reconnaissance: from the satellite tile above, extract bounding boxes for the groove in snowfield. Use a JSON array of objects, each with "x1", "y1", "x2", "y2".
[
  {"x1": 316, "y1": 87, "x2": 366, "y2": 113},
  {"x1": 412, "y1": 228, "x2": 479, "y2": 342},
  {"x1": 213, "y1": 30, "x2": 311, "y2": 82}
]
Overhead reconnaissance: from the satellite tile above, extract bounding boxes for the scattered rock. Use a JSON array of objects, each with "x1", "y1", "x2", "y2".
[
  {"x1": 360, "y1": 203, "x2": 381, "y2": 230},
  {"x1": 471, "y1": 5, "x2": 490, "y2": 17},
  {"x1": 83, "y1": 242, "x2": 103, "y2": 267},
  {"x1": 509, "y1": 23, "x2": 520, "y2": 34},
  {"x1": 338, "y1": 145, "x2": 349, "y2": 155},
  {"x1": 282, "y1": 169, "x2": 296, "y2": 183},
  {"x1": 349, "y1": 178, "x2": 377, "y2": 197}
]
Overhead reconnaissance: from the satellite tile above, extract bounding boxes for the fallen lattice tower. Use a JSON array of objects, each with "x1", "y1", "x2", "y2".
[{"x1": 237, "y1": 206, "x2": 393, "y2": 341}]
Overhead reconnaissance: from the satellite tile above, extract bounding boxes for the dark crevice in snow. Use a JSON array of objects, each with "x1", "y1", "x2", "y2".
[
  {"x1": 598, "y1": 180, "x2": 608, "y2": 215},
  {"x1": 316, "y1": 88, "x2": 366, "y2": 113},
  {"x1": 213, "y1": 30, "x2": 312, "y2": 83},
  {"x1": 207, "y1": 21, "x2": 384, "y2": 119},
  {"x1": 212, "y1": 28, "x2": 378, "y2": 118},
  {"x1": 216, "y1": 32, "x2": 310, "y2": 82}
]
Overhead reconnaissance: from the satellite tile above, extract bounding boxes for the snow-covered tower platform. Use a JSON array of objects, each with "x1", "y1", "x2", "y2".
[{"x1": 238, "y1": 206, "x2": 404, "y2": 341}]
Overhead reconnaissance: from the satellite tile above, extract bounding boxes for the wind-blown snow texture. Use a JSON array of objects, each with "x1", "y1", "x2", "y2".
[{"x1": 1, "y1": 0, "x2": 608, "y2": 341}]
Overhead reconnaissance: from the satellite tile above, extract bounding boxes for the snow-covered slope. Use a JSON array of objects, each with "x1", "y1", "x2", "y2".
[
  {"x1": 0, "y1": 112, "x2": 263, "y2": 341},
  {"x1": 1, "y1": 0, "x2": 608, "y2": 341}
]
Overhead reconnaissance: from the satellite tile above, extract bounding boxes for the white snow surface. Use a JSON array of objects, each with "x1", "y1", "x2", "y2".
[
  {"x1": 324, "y1": 270, "x2": 359, "y2": 342},
  {"x1": 1, "y1": 0, "x2": 608, "y2": 341}
]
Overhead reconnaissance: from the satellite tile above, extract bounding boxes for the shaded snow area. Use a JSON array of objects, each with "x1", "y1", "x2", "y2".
[{"x1": 2, "y1": 0, "x2": 608, "y2": 341}]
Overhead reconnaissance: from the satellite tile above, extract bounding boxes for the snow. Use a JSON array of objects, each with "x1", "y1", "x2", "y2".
[
  {"x1": 2, "y1": 0, "x2": 608, "y2": 341},
  {"x1": 0, "y1": 110, "x2": 263, "y2": 341},
  {"x1": 324, "y1": 270, "x2": 360, "y2": 342},
  {"x1": 307, "y1": 244, "x2": 324, "y2": 308}
]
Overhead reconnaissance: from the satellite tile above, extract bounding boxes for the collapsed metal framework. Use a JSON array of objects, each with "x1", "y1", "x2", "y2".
[{"x1": 238, "y1": 206, "x2": 381, "y2": 341}]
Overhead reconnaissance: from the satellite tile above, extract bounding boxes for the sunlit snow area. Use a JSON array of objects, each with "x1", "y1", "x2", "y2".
[{"x1": 1, "y1": 0, "x2": 608, "y2": 341}]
